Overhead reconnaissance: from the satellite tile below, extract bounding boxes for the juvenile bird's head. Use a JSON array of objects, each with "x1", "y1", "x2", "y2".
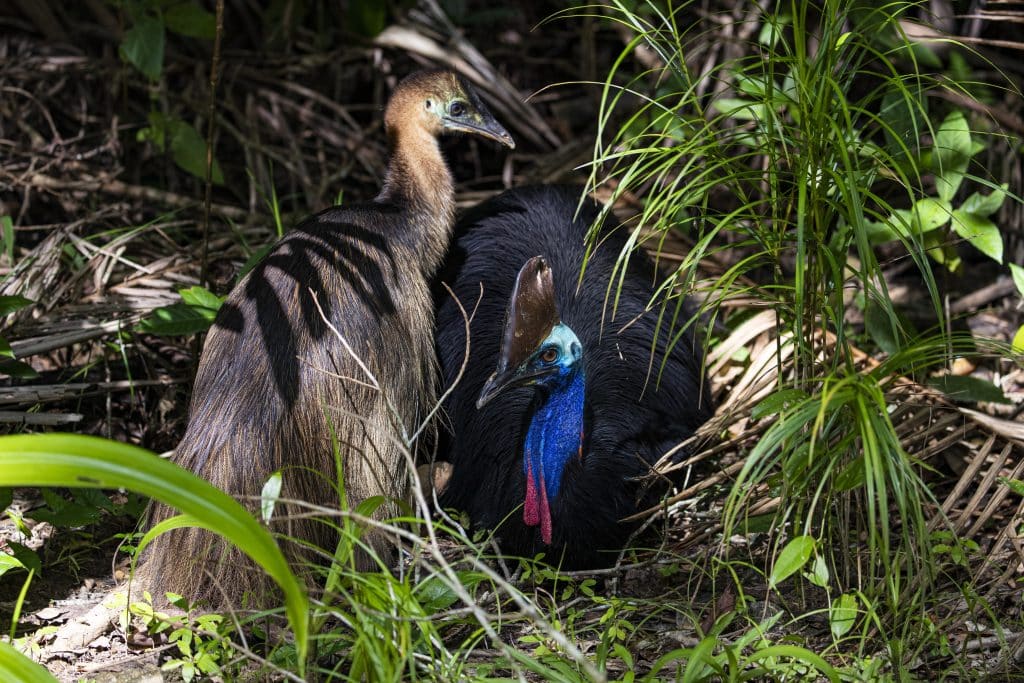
[
  {"x1": 477, "y1": 256, "x2": 582, "y2": 408},
  {"x1": 385, "y1": 69, "x2": 515, "y2": 149}
]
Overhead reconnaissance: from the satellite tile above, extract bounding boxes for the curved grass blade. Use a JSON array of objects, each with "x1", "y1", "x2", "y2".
[{"x1": 0, "y1": 433, "x2": 309, "y2": 670}]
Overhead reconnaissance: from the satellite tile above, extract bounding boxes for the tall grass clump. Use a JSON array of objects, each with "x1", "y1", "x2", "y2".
[{"x1": 572, "y1": 0, "x2": 1015, "y2": 664}]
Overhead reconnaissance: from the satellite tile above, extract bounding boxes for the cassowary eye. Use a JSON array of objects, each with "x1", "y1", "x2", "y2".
[
  {"x1": 540, "y1": 347, "x2": 559, "y2": 363},
  {"x1": 449, "y1": 101, "x2": 466, "y2": 117}
]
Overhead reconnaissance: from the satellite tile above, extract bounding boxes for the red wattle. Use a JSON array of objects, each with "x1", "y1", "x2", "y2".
[
  {"x1": 524, "y1": 462, "x2": 540, "y2": 526},
  {"x1": 539, "y1": 472, "x2": 552, "y2": 544}
]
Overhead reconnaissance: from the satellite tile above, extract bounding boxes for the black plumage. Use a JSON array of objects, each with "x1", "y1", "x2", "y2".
[{"x1": 435, "y1": 185, "x2": 713, "y2": 568}]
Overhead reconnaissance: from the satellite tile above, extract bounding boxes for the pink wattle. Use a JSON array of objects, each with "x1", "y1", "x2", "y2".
[
  {"x1": 523, "y1": 461, "x2": 554, "y2": 544},
  {"x1": 524, "y1": 462, "x2": 540, "y2": 526}
]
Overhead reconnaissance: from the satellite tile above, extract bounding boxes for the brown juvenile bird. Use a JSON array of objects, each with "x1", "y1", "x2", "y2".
[{"x1": 144, "y1": 70, "x2": 514, "y2": 609}]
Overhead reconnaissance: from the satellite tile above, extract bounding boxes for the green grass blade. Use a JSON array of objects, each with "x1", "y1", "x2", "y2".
[
  {"x1": 0, "y1": 433, "x2": 309, "y2": 669},
  {"x1": 0, "y1": 641, "x2": 56, "y2": 683}
]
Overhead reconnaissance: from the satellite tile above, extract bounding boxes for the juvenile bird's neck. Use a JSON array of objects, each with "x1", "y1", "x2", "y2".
[
  {"x1": 523, "y1": 369, "x2": 586, "y2": 544},
  {"x1": 377, "y1": 125, "x2": 455, "y2": 275}
]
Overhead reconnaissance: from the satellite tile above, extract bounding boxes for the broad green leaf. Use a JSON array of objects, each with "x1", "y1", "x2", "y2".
[
  {"x1": 864, "y1": 198, "x2": 951, "y2": 245},
  {"x1": 864, "y1": 300, "x2": 910, "y2": 355},
  {"x1": 930, "y1": 111, "x2": 971, "y2": 202},
  {"x1": 178, "y1": 286, "x2": 224, "y2": 312},
  {"x1": 912, "y1": 197, "x2": 953, "y2": 232},
  {"x1": 999, "y1": 476, "x2": 1024, "y2": 497},
  {"x1": 1009, "y1": 263, "x2": 1024, "y2": 299},
  {"x1": 347, "y1": 1, "x2": 388, "y2": 37},
  {"x1": 415, "y1": 576, "x2": 461, "y2": 613},
  {"x1": 0, "y1": 337, "x2": 12, "y2": 360},
  {"x1": 0, "y1": 359, "x2": 39, "y2": 379},
  {"x1": 0, "y1": 433, "x2": 309, "y2": 667},
  {"x1": 805, "y1": 554, "x2": 830, "y2": 588},
  {"x1": 1013, "y1": 325, "x2": 1024, "y2": 355},
  {"x1": 261, "y1": 470, "x2": 283, "y2": 523},
  {"x1": 712, "y1": 98, "x2": 769, "y2": 122},
  {"x1": 120, "y1": 16, "x2": 165, "y2": 81},
  {"x1": 769, "y1": 535, "x2": 815, "y2": 589},
  {"x1": 169, "y1": 120, "x2": 225, "y2": 185},
  {"x1": 164, "y1": 2, "x2": 216, "y2": 39},
  {"x1": 928, "y1": 375, "x2": 1009, "y2": 404},
  {"x1": 834, "y1": 456, "x2": 866, "y2": 491},
  {"x1": 950, "y1": 210, "x2": 1002, "y2": 263},
  {"x1": 0, "y1": 552, "x2": 25, "y2": 576},
  {"x1": 7, "y1": 542, "x2": 41, "y2": 573},
  {"x1": 960, "y1": 185, "x2": 1007, "y2": 217},
  {"x1": 0, "y1": 641, "x2": 56, "y2": 683},
  {"x1": 751, "y1": 389, "x2": 808, "y2": 420},
  {"x1": 0, "y1": 295, "x2": 34, "y2": 317},
  {"x1": 830, "y1": 593, "x2": 858, "y2": 638},
  {"x1": 138, "y1": 302, "x2": 216, "y2": 336},
  {"x1": 923, "y1": 230, "x2": 961, "y2": 271}
]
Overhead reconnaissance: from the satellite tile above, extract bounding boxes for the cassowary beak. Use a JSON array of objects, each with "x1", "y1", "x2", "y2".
[
  {"x1": 476, "y1": 256, "x2": 560, "y2": 409},
  {"x1": 445, "y1": 83, "x2": 516, "y2": 149}
]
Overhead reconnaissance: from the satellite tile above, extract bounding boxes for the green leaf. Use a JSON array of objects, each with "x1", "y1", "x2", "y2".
[
  {"x1": 1009, "y1": 263, "x2": 1024, "y2": 299},
  {"x1": 911, "y1": 197, "x2": 953, "y2": 233},
  {"x1": 1, "y1": 215, "x2": 13, "y2": 263},
  {"x1": 834, "y1": 456, "x2": 866, "y2": 491},
  {"x1": 164, "y1": 2, "x2": 216, "y2": 39},
  {"x1": 0, "y1": 337, "x2": 12, "y2": 360},
  {"x1": 0, "y1": 641, "x2": 56, "y2": 683},
  {"x1": 138, "y1": 303, "x2": 216, "y2": 336},
  {"x1": 1013, "y1": 325, "x2": 1024, "y2": 355},
  {"x1": 960, "y1": 185, "x2": 1007, "y2": 217},
  {"x1": 930, "y1": 111, "x2": 971, "y2": 202},
  {"x1": 0, "y1": 359, "x2": 39, "y2": 379},
  {"x1": 712, "y1": 98, "x2": 769, "y2": 122},
  {"x1": 751, "y1": 389, "x2": 808, "y2": 420},
  {"x1": 999, "y1": 477, "x2": 1024, "y2": 497},
  {"x1": 347, "y1": 1, "x2": 388, "y2": 37},
  {"x1": 804, "y1": 554, "x2": 830, "y2": 588},
  {"x1": 415, "y1": 576, "x2": 461, "y2": 613},
  {"x1": 120, "y1": 16, "x2": 165, "y2": 81},
  {"x1": 0, "y1": 551, "x2": 25, "y2": 576},
  {"x1": 169, "y1": 121, "x2": 225, "y2": 185},
  {"x1": 177, "y1": 286, "x2": 224, "y2": 311},
  {"x1": 829, "y1": 593, "x2": 858, "y2": 639},
  {"x1": 7, "y1": 542, "x2": 41, "y2": 574},
  {"x1": 928, "y1": 375, "x2": 1009, "y2": 404},
  {"x1": 950, "y1": 211, "x2": 1002, "y2": 263},
  {"x1": 0, "y1": 295, "x2": 34, "y2": 317},
  {"x1": 864, "y1": 300, "x2": 906, "y2": 355},
  {"x1": 0, "y1": 433, "x2": 309, "y2": 667},
  {"x1": 864, "y1": 198, "x2": 951, "y2": 245},
  {"x1": 769, "y1": 535, "x2": 815, "y2": 589}
]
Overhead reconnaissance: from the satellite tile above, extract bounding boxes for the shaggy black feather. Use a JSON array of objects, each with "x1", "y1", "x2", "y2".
[{"x1": 435, "y1": 185, "x2": 713, "y2": 568}]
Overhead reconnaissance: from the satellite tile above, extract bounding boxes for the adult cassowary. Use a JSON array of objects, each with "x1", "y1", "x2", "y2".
[{"x1": 435, "y1": 185, "x2": 712, "y2": 568}]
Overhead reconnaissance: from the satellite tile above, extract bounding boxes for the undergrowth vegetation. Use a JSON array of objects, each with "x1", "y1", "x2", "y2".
[{"x1": 1, "y1": 0, "x2": 1023, "y2": 681}]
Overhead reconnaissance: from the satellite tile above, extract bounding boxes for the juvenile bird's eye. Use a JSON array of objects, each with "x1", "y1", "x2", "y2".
[
  {"x1": 540, "y1": 347, "x2": 559, "y2": 363},
  {"x1": 449, "y1": 101, "x2": 466, "y2": 117}
]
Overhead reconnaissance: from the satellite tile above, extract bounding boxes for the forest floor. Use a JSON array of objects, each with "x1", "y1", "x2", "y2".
[{"x1": 2, "y1": 1, "x2": 1023, "y2": 681}]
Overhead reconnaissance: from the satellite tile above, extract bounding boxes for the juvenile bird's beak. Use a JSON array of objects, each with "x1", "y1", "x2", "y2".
[
  {"x1": 446, "y1": 81, "x2": 516, "y2": 149},
  {"x1": 446, "y1": 109, "x2": 515, "y2": 149},
  {"x1": 475, "y1": 256, "x2": 559, "y2": 409}
]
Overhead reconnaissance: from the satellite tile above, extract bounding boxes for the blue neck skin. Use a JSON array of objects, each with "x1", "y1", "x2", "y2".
[{"x1": 521, "y1": 324, "x2": 585, "y2": 544}]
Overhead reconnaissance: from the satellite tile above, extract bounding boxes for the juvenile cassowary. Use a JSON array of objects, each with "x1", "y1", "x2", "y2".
[
  {"x1": 435, "y1": 185, "x2": 712, "y2": 568},
  {"x1": 143, "y1": 70, "x2": 513, "y2": 608}
]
